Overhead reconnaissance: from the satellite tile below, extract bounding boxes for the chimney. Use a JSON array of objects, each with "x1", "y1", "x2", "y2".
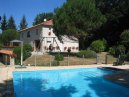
[{"x1": 44, "y1": 19, "x2": 47, "y2": 22}]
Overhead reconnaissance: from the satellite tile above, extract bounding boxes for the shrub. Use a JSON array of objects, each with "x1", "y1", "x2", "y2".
[
  {"x1": 109, "y1": 46, "x2": 116, "y2": 56},
  {"x1": 77, "y1": 50, "x2": 96, "y2": 58},
  {"x1": 13, "y1": 44, "x2": 32, "y2": 64},
  {"x1": 120, "y1": 30, "x2": 129, "y2": 49},
  {"x1": 51, "y1": 60, "x2": 59, "y2": 66},
  {"x1": 2, "y1": 29, "x2": 19, "y2": 43},
  {"x1": 90, "y1": 40, "x2": 106, "y2": 53},
  {"x1": 109, "y1": 45, "x2": 126, "y2": 57},
  {"x1": 54, "y1": 53, "x2": 64, "y2": 61},
  {"x1": 0, "y1": 44, "x2": 3, "y2": 50},
  {"x1": 115, "y1": 45, "x2": 126, "y2": 56},
  {"x1": 102, "y1": 38, "x2": 108, "y2": 50},
  {"x1": 23, "y1": 44, "x2": 33, "y2": 52}
]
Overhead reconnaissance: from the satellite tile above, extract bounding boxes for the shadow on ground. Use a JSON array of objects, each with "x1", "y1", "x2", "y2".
[{"x1": 0, "y1": 79, "x2": 14, "y2": 97}]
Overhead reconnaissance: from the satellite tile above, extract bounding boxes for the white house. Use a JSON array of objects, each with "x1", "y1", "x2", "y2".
[{"x1": 19, "y1": 20, "x2": 79, "y2": 54}]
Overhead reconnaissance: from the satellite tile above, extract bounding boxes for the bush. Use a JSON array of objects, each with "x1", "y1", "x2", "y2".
[
  {"x1": 51, "y1": 60, "x2": 59, "y2": 66},
  {"x1": 115, "y1": 45, "x2": 126, "y2": 56},
  {"x1": 109, "y1": 46, "x2": 116, "y2": 56},
  {"x1": 77, "y1": 50, "x2": 96, "y2": 58},
  {"x1": 0, "y1": 44, "x2": 3, "y2": 50},
  {"x1": 109, "y1": 45, "x2": 126, "y2": 57},
  {"x1": 2, "y1": 29, "x2": 19, "y2": 43},
  {"x1": 23, "y1": 44, "x2": 33, "y2": 52},
  {"x1": 54, "y1": 53, "x2": 64, "y2": 61},
  {"x1": 120, "y1": 30, "x2": 129, "y2": 49},
  {"x1": 90, "y1": 40, "x2": 106, "y2": 53},
  {"x1": 13, "y1": 44, "x2": 32, "y2": 64}
]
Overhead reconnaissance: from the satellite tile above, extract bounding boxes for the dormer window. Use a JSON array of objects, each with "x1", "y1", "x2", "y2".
[{"x1": 27, "y1": 31, "x2": 30, "y2": 38}]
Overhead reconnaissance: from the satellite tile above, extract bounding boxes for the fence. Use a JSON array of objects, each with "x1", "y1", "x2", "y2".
[
  {"x1": 23, "y1": 53, "x2": 129, "y2": 66},
  {"x1": 24, "y1": 53, "x2": 97, "y2": 66}
]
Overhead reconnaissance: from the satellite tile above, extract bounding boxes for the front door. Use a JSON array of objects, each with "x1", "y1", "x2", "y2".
[{"x1": 35, "y1": 40, "x2": 40, "y2": 51}]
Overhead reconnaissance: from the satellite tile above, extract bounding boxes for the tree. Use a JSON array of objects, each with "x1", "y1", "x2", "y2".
[
  {"x1": 19, "y1": 16, "x2": 28, "y2": 30},
  {"x1": 54, "y1": 0, "x2": 106, "y2": 49},
  {"x1": 96, "y1": 0, "x2": 129, "y2": 46},
  {"x1": 90, "y1": 40, "x2": 106, "y2": 53},
  {"x1": 7, "y1": 16, "x2": 16, "y2": 30},
  {"x1": 13, "y1": 44, "x2": 32, "y2": 64},
  {"x1": 2, "y1": 29, "x2": 19, "y2": 43},
  {"x1": 120, "y1": 30, "x2": 129, "y2": 51},
  {"x1": 1, "y1": 14, "x2": 7, "y2": 31},
  {"x1": 33, "y1": 12, "x2": 54, "y2": 25}
]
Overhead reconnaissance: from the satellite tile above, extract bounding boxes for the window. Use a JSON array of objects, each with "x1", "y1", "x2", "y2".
[
  {"x1": 49, "y1": 27, "x2": 51, "y2": 31},
  {"x1": 36, "y1": 29, "x2": 38, "y2": 35},
  {"x1": 27, "y1": 31, "x2": 30, "y2": 38},
  {"x1": 48, "y1": 32, "x2": 51, "y2": 36},
  {"x1": 47, "y1": 41, "x2": 51, "y2": 43}
]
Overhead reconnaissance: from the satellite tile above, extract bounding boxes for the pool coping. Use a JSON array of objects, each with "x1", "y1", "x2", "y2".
[{"x1": 0, "y1": 64, "x2": 129, "y2": 97}]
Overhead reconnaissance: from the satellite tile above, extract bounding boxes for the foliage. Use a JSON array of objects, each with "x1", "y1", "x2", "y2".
[
  {"x1": 54, "y1": 53, "x2": 64, "y2": 61},
  {"x1": 7, "y1": 16, "x2": 16, "y2": 30},
  {"x1": 13, "y1": 47, "x2": 21, "y2": 64},
  {"x1": 23, "y1": 44, "x2": 33, "y2": 60},
  {"x1": 120, "y1": 30, "x2": 129, "y2": 49},
  {"x1": 1, "y1": 14, "x2": 7, "y2": 31},
  {"x1": 96, "y1": 0, "x2": 129, "y2": 46},
  {"x1": 33, "y1": 12, "x2": 54, "y2": 25},
  {"x1": 109, "y1": 47, "x2": 116, "y2": 56},
  {"x1": 19, "y1": 16, "x2": 28, "y2": 30},
  {"x1": 77, "y1": 50, "x2": 96, "y2": 58},
  {"x1": 0, "y1": 34, "x2": 2, "y2": 44},
  {"x1": 102, "y1": 38, "x2": 108, "y2": 50},
  {"x1": 90, "y1": 40, "x2": 106, "y2": 53},
  {"x1": 113, "y1": 54, "x2": 126, "y2": 66},
  {"x1": 0, "y1": 43, "x2": 2, "y2": 50},
  {"x1": 23, "y1": 43, "x2": 33, "y2": 52},
  {"x1": 115, "y1": 45, "x2": 126, "y2": 56},
  {"x1": 109, "y1": 45, "x2": 126, "y2": 57},
  {"x1": 51, "y1": 60, "x2": 59, "y2": 66},
  {"x1": 13, "y1": 44, "x2": 32, "y2": 64},
  {"x1": 54, "y1": 0, "x2": 106, "y2": 49},
  {"x1": 2, "y1": 29, "x2": 19, "y2": 43}
]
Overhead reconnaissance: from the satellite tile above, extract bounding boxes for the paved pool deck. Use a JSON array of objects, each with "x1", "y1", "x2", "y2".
[
  {"x1": 0, "y1": 64, "x2": 129, "y2": 84},
  {"x1": 0, "y1": 64, "x2": 129, "y2": 97}
]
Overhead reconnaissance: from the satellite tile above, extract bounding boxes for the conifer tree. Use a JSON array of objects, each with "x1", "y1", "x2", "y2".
[
  {"x1": 7, "y1": 16, "x2": 16, "y2": 30},
  {"x1": 1, "y1": 14, "x2": 7, "y2": 31},
  {"x1": 19, "y1": 16, "x2": 28, "y2": 30}
]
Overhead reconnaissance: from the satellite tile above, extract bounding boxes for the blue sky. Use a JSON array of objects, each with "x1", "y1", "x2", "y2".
[{"x1": 0, "y1": 0, "x2": 66, "y2": 29}]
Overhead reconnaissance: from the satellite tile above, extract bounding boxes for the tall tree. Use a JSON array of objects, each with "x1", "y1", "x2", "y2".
[
  {"x1": 19, "y1": 16, "x2": 28, "y2": 30},
  {"x1": 7, "y1": 16, "x2": 16, "y2": 30},
  {"x1": 54, "y1": 0, "x2": 106, "y2": 49},
  {"x1": 33, "y1": 12, "x2": 54, "y2": 25},
  {"x1": 1, "y1": 14, "x2": 7, "y2": 31},
  {"x1": 96, "y1": 0, "x2": 129, "y2": 46},
  {"x1": 2, "y1": 29, "x2": 19, "y2": 43}
]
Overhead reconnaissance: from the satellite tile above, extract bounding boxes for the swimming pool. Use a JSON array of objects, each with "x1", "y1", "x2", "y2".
[{"x1": 13, "y1": 68, "x2": 129, "y2": 97}]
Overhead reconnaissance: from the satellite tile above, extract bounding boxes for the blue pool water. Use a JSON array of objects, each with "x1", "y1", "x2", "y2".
[{"x1": 13, "y1": 68, "x2": 129, "y2": 97}]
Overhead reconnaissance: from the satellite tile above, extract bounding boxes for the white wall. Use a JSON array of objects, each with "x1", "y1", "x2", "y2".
[
  {"x1": 63, "y1": 42, "x2": 79, "y2": 52},
  {"x1": 41, "y1": 27, "x2": 63, "y2": 52},
  {"x1": 20, "y1": 26, "x2": 79, "y2": 53},
  {"x1": 20, "y1": 27, "x2": 42, "y2": 50}
]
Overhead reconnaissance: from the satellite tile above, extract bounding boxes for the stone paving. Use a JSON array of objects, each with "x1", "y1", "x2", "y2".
[{"x1": 0, "y1": 64, "x2": 129, "y2": 97}]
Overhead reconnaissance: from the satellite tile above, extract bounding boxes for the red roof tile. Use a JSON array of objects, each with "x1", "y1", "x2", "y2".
[
  {"x1": 0, "y1": 50, "x2": 16, "y2": 57},
  {"x1": 19, "y1": 20, "x2": 53, "y2": 32}
]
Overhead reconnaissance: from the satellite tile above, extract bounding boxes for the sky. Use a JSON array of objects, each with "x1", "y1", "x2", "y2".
[{"x1": 0, "y1": 0, "x2": 66, "y2": 29}]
